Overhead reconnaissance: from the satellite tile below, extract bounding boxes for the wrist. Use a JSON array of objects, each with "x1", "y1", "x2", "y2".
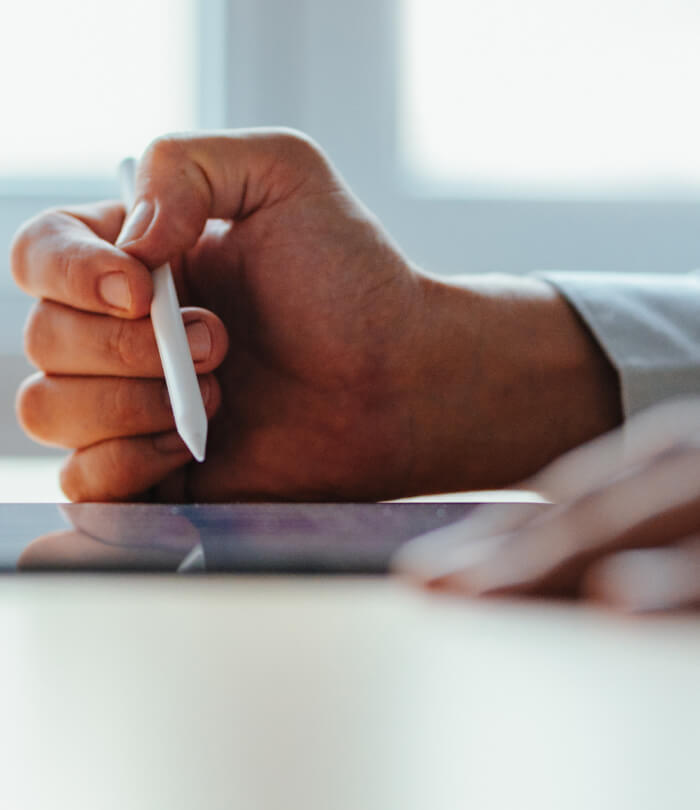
[{"x1": 401, "y1": 272, "x2": 622, "y2": 494}]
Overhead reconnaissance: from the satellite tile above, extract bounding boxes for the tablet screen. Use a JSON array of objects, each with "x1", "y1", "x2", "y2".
[{"x1": 0, "y1": 502, "x2": 478, "y2": 574}]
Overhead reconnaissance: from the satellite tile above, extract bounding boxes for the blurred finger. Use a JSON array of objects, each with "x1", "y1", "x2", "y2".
[
  {"x1": 17, "y1": 372, "x2": 219, "y2": 448},
  {"x1": 11, "y1": 204, "x2": 152, "y2": 317},
  {"x1": 427, "y1": 439, "x2": 700, "y2": 597},
  {"x1": 392, "y1": 502, "x2": 548, "y2": 583},
  {"x1": 584, "y1": 536, "x2": 700, "y2": 613},
  {"x1": 60, "y1": 432, "x2": 198, "y2": 502},
  {"x1": 24, "y1": 301, "x2": 228, "y2": 377}
]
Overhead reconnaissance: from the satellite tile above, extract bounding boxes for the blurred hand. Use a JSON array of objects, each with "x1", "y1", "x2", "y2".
[
  {"x1": 395, "y1": 399, "x2": 700, "y2": 613},
  {"x1": 11, "y1": 129, "x2": 620, "y2": 503}
]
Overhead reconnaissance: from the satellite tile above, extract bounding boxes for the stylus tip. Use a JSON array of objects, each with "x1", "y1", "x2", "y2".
[{"x1": 182, "y1": 428, "x2": 207, "y2": 463}]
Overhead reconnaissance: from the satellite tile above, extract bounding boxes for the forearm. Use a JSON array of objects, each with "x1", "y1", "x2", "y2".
[{"x1": 402, "y1": 272, "x2": 622, "y2": 494}]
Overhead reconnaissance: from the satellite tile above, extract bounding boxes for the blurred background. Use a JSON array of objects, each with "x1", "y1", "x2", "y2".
[{"x1": 2, "y1": 0, "x2": 700, "y2": 494}]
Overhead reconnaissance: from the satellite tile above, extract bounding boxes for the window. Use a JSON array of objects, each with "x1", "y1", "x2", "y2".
[
  {"x1": 0, "y1": 0, "x2": 197, "y2": 178},
  {"x1": 280, "y1": 0, "x2": 700, "y2": 277},
  {"x1": 400, "y1": 0, "x2": 700, "y2": 198}
]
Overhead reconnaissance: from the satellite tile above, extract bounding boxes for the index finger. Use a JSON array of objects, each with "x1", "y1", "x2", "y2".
[
  {"x1": 11, "y1": 201, "x2": 153, "y2": 318},
  {"x1": 115, "y1": 129, "x2": 334, "y2": 269}
]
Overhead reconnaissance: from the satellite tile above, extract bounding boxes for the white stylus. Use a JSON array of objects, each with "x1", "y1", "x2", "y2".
[{"x1": 118, "y1": 157, "x2": 207, "y2": 462}]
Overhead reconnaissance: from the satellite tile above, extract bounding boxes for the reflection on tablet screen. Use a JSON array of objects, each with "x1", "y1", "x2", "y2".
[{"x1": 0, "y1": 502, "x2": 478, "y2": 574}]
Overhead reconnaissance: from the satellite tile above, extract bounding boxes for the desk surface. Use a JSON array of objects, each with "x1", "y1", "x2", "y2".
[{"x1": 0, "y1": 576, "x2": 698, "y2": 810}]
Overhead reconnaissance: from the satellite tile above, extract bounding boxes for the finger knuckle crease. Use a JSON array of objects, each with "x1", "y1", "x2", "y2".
[
  {"x1": 111, "y1": 378, "x2": 143, "y2": 425},
  {"x1": 58, "y1": 246, "x2": 87, "y2": 303},
  {"x1": 109, "y1": 320, "x2": 140, "y2": 371}
]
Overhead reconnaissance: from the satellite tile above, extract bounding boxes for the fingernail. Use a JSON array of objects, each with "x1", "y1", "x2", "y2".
[
  {"x1": 116, "y1": 199, "x2": 154, "y2": 246},
  {"x1": 153, "y1": 431, "x2": 190, "y2": 454},
  {"x1": 186, "y1": 321, "x2": 212, "y2": 362},
  {"x1": 99, "y1": 272, "x2": 131, "y2": 310}
]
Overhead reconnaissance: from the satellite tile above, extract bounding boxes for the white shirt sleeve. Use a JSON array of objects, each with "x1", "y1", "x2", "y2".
[{"x1": 536, "y1": 271, "x2": 700, "y2": 417}]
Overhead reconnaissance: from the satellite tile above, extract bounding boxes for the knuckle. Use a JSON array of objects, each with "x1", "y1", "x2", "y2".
[
  {"x1": 56, "y1": 243, "x2": 90, "y2": 304},
  {"x1": 108, "y1": 319, "x2": 142, "y2": 372},
  {"x1": 272, "y1": 129, "x2": 323, "y2": 164},
  {"x1": 15, "y1": 373, "x2": 50, "y2": 440},
  {"x1": 273, "y1": 127, "x2": 315, "y2": 151},
  {"x1": 141, "y1": 135, "x2": 208, "y2": 248},
  {"x1": 110, "y1": 377, "x2": 147, "y2": 427},
  {"x1": 143, "y1": 134, "x2": 187, "y2": 168}
]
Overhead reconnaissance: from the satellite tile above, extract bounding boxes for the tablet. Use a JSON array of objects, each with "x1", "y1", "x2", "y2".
[{"x1": 0, "y1": 502, "x2": 478, "y2": 574}]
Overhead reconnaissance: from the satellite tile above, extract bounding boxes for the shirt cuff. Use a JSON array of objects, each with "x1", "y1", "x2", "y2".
[{"x1": 536, "y1": 271, "x2": 700, "y2": 418}]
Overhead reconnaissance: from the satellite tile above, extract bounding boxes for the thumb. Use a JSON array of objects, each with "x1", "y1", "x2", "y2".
[{"x1": 115, "y1": 129, "x2": 330, "y2": 268}]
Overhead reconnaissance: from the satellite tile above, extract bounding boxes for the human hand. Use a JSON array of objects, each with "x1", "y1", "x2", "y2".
[
  {"x1": 12, "y1": 129, "x2": 621, "y2": 503},
  {"x1": 12, "y1": 130, "x2": 431, "y2": 501},
  {"x1": 394, "y1": 399, "x2": 700, "y2": 612}
]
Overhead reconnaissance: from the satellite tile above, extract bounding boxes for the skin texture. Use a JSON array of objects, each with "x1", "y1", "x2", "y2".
[
  {"x1": 394, "y1": 398, "x2": 700, "y2": 613},
  {"x1": 11, "y1": 129, "x2": 621, "y2": 503}
]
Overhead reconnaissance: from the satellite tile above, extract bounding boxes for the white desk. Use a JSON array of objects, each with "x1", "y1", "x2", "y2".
[{"x1": 0, "y1": 576, "x2": 698, "y2": 810}]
